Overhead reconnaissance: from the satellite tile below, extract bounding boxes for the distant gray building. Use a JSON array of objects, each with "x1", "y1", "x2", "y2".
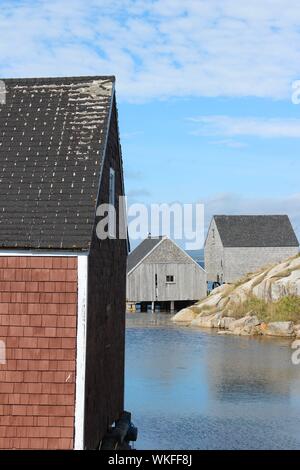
[
  {"x1": 205, "y1": 215, "x2": 299, "y2": 284},
  {"x1": 127, "y1": 235, "x2": 207, "y2": 311}
]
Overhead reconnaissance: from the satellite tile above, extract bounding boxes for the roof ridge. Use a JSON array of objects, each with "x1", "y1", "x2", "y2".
[{"x1": 2, "y1": 75, "x2": 115, "y2": 83}]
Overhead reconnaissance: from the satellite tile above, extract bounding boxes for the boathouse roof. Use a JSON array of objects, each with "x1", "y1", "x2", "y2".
[
  {"x1": 213, "y1": 215, "x2": 299, "y2": 248},
  {"x1": 0, "y1": 76, "x2": 115, "y2": 250},
  {"x1": 127, "y1": 236, "x2": 164, "y2": 272}
]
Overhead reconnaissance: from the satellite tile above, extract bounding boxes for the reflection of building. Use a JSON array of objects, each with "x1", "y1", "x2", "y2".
[
  {"x1": 0, "y1": 76, "x2": 128, "y2": 449},
  {"x1": 127, "y1": 235, "x2": 206, "y2": 312},
  {"x1": 205, "y1": 215, "x2": 299, "y2": 284},
  {"x1": 205, "y1": 336, "x2": 298, "y2": 401}
]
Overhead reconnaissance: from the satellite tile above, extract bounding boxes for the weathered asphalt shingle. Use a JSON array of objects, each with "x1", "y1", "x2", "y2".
[
  {"x1": 0, "y1": 76, "x2": 115, "y2": 249},
  {"x1": 127, "y1": 236, "x2": 164, "y2": 272},
  {"x1": 214, "y1": 215, "x2": 299, "y2": 247}
]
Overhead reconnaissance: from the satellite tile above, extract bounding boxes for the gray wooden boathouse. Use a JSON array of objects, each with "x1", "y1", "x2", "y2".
[
  {"x1": 127, "y1": 235, "x2": 207, "y2": 312},
  {"x1": 205, "y1": 215, "x2": 299, "y2": 284}
]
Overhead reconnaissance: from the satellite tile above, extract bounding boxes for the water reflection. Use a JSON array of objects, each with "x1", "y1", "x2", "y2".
[
  {"x1": 205, "y1": 335, "x2": 299, "y2": 402},
  {"x1": 125, "y1": 313, "x2": 300, "y2": 449}
]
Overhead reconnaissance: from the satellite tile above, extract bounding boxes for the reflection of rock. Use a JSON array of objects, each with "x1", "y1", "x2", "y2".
[
  {"x1": 205, "y1": 334, "x2": 297, "y2": 403},
  {"x1": 262, "y1": 321, "x2": 295, "y2": 337}
]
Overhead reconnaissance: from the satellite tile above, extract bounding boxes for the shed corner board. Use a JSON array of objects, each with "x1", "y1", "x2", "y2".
[{"x1": 74, "y1": 254, "x2": 88, "y2": 450}]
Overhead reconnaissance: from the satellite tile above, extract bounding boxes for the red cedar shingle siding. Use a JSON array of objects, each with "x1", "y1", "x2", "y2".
[{"x1": 0, "y1": 256, "x2": 77, "y2": 450}]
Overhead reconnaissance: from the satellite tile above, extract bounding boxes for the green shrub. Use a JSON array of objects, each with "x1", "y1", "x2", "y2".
[{"x1": 224, "y1": 294, "x2": 300, "y2": 323}]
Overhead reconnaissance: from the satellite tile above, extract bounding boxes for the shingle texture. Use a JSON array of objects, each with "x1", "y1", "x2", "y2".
[
  {"x1": 214, "y1": 215, "x2": 299, "y2": 247},
  {"x1": 0, "y1": 76, "x2": 114, "y2": 249},
  {"x1": 127, "y1": 236, "x2": 164, "y2": 272},
  {"x1": 0, "y1": 256, "x2": 77, "y2": 449}
]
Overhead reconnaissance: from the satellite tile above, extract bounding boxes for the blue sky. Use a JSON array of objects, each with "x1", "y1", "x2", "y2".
[{"x1": 1, "y1": 0, "x2": 300, "y2": 244}]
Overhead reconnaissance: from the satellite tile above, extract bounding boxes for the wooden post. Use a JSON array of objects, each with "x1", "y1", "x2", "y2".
[
  {"x1": 151, "y1": 301, "x2": 154, "y2": 312},
  {"x1": 170, "y1": 300, "x2": 175, "y2": 313}
]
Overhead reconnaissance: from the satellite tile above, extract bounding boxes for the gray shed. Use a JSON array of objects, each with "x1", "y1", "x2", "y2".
[
  {"x1": 127, "y1": 235, "x2": 207, "y2": 312},
  {"x1": 205, "y1": 215, "x2": 299, "y2": 284}
]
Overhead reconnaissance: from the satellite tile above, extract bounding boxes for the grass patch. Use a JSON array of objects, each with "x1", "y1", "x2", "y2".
[{"x1": 224, "y1": 295, "x2": 300, "y2": 323}]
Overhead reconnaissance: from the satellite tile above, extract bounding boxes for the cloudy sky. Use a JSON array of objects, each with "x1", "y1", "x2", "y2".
[{"x1": 1, "y1": 0, "x2": 300, "y2": 245}]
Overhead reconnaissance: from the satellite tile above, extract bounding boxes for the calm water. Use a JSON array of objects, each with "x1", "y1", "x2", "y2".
[{"x1": 125, "y1": 313, "x2": 300, "y2": 450}]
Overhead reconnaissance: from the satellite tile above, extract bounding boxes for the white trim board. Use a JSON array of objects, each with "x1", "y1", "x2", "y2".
[
  {"x1": 74, "y1": 254, "x2": 88, "y2": 450},
  {"x1": 0, "y1": 250, "x2": 88, "y2": 257}
]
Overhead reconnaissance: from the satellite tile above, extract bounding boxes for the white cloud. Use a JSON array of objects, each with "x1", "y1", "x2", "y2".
[
  {"x1": 125, "y1": 169, "x2": 144, "y2": 180},
  {"x1": 127, "y1": 188, "x2": 151, "y2": 198},
  {"x1": 210, "y1": 139, "x2": 247, "y2": 148},
  {"x1": 122, "y1": 131, "x2": 144, "y2": 139},
  {"x1": 127, "y1": 191, "x2": 300, "y2": 248},
  {"x1": 189, "y1": 115, "x2": 300, "y2": 138},
  {"x1": 204, "y1": 191, "x2": 300, "y2": 240},
  {"x1": 1, "y1": 0, "x2": 300, "y2": 101}
]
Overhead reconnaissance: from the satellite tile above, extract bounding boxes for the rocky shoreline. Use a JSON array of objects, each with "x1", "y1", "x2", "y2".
[
  {"x1": 173, "y1": 308, "x2": 300, "y2": 338},
  {"x1": 172, "y1": 255, "x2": 300, "y2": 338}
]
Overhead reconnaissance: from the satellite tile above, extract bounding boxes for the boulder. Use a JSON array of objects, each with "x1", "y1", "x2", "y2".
[
  {"x1": 228, "y1": 315, "x2": 252, "y2": 332},
  {"x1": 262, "y1": 321, "x2": 295, "y2": 337},
  {"x1": 241, "y1": 315, "x2": 261, "y2": 334},
  {"x1": 240, "y1": 325, "x2": 262, "y2": 336},
  {"x1": 219, "y1": 316, "x2": 236, "y2": 329},
  {"x1": 191, "y1": 312, "x2": 223, "y2": 328},
  {"x1": 252, "y1": 258, "x2": 300, "y2": 302},
  {"x1": 228, "y1": 315, "x2": 261, "y2": 336},
  {"x1": 195, "y1": 292, "x2": 224, "y2": 310},
  {"x1": 294, "y1": 325, "x2": 300, "y2": 338},
  {"x1": 174, "y1": 255, "x2": 300, "y2": 337},
  {"x1": 172, "y1": 308, "x2": 195, "y2": 323}
]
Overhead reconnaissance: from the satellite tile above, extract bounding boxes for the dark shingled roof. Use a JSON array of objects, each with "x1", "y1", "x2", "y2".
[
  {"x1": 127, "y1": 236, "x2": 164, "y2": 272},
  {"x1": 0, "y1": 75, "x2": 115, "y2": 250},
  {"x1": 214, "y1": 215, "x2": 299, "y2": 247}
]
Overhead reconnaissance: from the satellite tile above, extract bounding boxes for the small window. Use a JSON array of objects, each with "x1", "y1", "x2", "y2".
[
  {"x1": 166, "y1": 275, "x2": 175, "y2": 283},
  {"x1": 108, "y1": 167, "x2": 116, "y2": 238},
  {"x1": 109, "y1": 168, "x2": 115, "y2": 207}
]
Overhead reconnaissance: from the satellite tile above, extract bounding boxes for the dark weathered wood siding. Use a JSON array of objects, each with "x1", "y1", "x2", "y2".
[{"x1": 84, "y1": 97, "x2": 127, "y2": 448}]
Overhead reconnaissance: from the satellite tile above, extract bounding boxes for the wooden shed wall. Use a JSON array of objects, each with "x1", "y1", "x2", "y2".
[
  {"x1": 127, "y1": 239, "x2": 207, "y2": 302},
  {"x1": 84, "y1": 98, "x2": 127, "y2": 448},
  {"x1": 0, "y1": 256, "x2": 77, "y2": 450},
  {"x1": 127, "y1": 261, "x2": 206, "y2": 302},
  {"x1": 204, "y1": 219, "x2": 224, "y2": 283}
]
